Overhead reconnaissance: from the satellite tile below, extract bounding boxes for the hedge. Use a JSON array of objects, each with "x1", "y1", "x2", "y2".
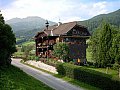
[{"x1": 56, "y1": 63, "x2": 120, "y2": 90}]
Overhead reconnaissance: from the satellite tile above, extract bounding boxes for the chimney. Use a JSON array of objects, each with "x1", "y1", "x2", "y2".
[
  {"x1": 58, "y1": 22, "x2": 62, "y2": 26},
  {"x1": 51, "y1": 29, "x2": 53, "y2": 36}
]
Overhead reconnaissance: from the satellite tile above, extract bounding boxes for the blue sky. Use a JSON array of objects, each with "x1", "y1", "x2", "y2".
[{"x1": 0, "y1": 0, "x2": 120, "y2": 22}]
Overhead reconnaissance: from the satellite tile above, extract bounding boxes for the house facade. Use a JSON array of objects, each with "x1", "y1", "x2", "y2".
[{"x1": 35, "y1": 21, "x2": 90, "y2": 63}]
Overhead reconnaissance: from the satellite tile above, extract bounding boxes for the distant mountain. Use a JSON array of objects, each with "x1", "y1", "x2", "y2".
[
  {"x1": 79, "y1": 9, "x2": 120, "y2": 33},
  {"x1": 6, "y1": 16, "x2": 56, "y2": 38},
  {"x1": 6, "y1": 9, "x2": 120, "y2": 44}
]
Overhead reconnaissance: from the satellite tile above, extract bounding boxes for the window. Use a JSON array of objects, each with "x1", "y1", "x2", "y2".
[{"x1": 73, "y1": 29, "x2": 77, "y2": 34}]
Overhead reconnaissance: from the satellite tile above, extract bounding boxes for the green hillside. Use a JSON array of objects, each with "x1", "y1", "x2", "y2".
[
  {"x1": 6, "y1": 9, "x2": 120, "y2": 44},
  {"x1": 0, "y1": 65, "x2": 53, "y2": 90},
  {"x1": 79, "y1": 9, "x2": 120, "y2": 33},
  {"x1": 6, "y1": 16, "x2": 56, "y2": 39}
]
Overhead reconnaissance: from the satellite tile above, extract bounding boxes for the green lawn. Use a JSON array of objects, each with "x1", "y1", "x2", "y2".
[
  {"x1": 87, "y1": 67, "x2": 119, "y2": 79},
  {"x1": 54, "y1": 74, "x2": 101, "y2": 90},
  {"x1": 16, "y1": 38, "x2": 22, "y2": 42},
  {"x1": 22, "y1": 41, "x2": 35, "y2": 46},
  {"x1": 0, "y1": 65, "x2": 53, "y2": 90}
]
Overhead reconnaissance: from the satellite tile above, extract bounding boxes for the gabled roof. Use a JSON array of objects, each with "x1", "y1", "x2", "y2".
[
  {"x1": 44, "y1": 21, "x2": 77, "y2": 36},
  {"x1": 35, "y1": 21, "x2": 89, "y2": 37}
]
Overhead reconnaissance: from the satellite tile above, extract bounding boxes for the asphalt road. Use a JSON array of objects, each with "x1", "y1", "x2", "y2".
[{"x1": 11, "y1": 58, "x2": 84, "y2": 90}]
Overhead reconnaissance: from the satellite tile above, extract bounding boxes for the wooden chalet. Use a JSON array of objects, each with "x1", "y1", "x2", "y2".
[{"x1": 35, "y1": 21, "x2": 90, "y2": 63}]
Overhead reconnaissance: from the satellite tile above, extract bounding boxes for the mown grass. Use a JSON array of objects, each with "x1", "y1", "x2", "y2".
[
  {"x1": 54, "y1": 74, "x2": 101, "y2": 90},
  {"x1": 87, "y1": 67, "x2": 119, "y2": 80},
  {"x1": 0, "y1": 65, "x2": 53, "y2": 90}
]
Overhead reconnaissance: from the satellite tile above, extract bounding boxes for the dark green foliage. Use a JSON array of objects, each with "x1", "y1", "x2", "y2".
[
  {"x1": 79, "y1": 9, "x2": 120, "y2": 33},
  {"x1": 0, "y1": 13, "x2": 4, "y2": 23},
  {"x1": 98, "y1": 23, "x2": 112, "y2": 67},
  {"x1": 111, "y1": 32, "x2": 120, "y2": 64},
  {"x1": 89, "y1": 22, "x2": 119, "y2": 67},
  {"x1": 0, "y1": 13, "x2": 16, "y2": 66},
  {"x1": 56, "y1": 63, "x2": 65, "y2": 75},
  {"x1": 56, "y1": 63, "x2": 120, "y2": 90},
  {"x1": 53, "y1": 42, "x2": 69, "y2": 61},
  {"x1": 0, "y1": 65, "x2": 53, "y2": 90},
  {"x1": 112, "y1": 63, "x2": 120, "y2": 70}
]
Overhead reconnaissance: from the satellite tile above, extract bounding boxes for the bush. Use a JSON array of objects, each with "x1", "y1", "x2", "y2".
[
  {"x1": 56, "y1": 63, "x2": 65, "y2": 75},
  {"x1": 56, "y1": 63, "x2": 120, "y2": 90},
  {"x1": 53, "y1": 42, "x2": 69, "y2": 61},
  {"x1": 112, "y1": 63, "x2": 120, "y2": 70},
  {"x1": 35, "y1": 56, "x2": 39, "y2": 61}
]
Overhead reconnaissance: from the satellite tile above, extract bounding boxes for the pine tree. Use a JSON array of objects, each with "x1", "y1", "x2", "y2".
[
  {"x1": 111, "y1": 32, "x2": 120, "y2": 64},
  {"x1": 90, "y1": 23, "x2": 114, "y2": 67},
  {"x1": 98, "y1": 23, "x2": 112, "y2": 67}
]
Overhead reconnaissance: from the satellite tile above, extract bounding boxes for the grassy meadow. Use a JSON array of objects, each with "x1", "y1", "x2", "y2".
[{"x1": 0, "y1": 65, "x2": 53, "y2": 90}]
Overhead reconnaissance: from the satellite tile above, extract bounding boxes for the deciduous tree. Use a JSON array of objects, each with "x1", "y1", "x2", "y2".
[{"x1": 53, "y1": 42, "x2": 69, "y2": 62}]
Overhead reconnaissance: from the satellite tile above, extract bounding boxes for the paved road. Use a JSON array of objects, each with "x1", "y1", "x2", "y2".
[{"x1": 11, "y1": 58, "x2": 84, "y2": 90}]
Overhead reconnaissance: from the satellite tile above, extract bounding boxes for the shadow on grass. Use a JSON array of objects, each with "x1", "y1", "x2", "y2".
[{"x1": 54, "y1": 74, "x2": 101, "y2": 90}]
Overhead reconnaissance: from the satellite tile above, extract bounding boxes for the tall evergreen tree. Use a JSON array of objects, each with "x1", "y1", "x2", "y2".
[
  {"x1": 98, "y1": 23, "x2": 112, "y2": 67},
  {"x1": 90, "y1": 23, "x2": 115, "y2": 67},
  {"x1": 0, "y1": 11, "x2": 16, "y2": 66},
  {"x1": 111, "y1": 32, "x2": 120, "y2": 64}
]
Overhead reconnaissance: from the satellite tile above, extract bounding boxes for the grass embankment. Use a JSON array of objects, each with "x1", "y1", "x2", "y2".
[
  {"x1": 0, "y1": 65, "x2": 53, "y2": 90},
  {"x1": 21, "y1": 60, "x2": 101, "y2": 90},
  {"x1": 21, "y1": 58, "x2": 119, "y2": 90}
]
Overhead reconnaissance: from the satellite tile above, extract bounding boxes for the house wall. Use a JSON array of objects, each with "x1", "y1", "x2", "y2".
[{"x1": 35, "y1": 25, "x2": 90, "y2": 63}]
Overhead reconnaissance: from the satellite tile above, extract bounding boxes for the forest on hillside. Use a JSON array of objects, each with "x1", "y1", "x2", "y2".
[{"x1": 7, "y1": 9, "x2": 120, "y2": 44}]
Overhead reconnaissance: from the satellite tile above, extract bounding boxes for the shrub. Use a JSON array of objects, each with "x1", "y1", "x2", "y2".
[
  {"x1": 112, "y1": 63, "x2": 120, "y2": 70},
  {"x1": 56, "y1": 63, "x2": 65, "y2": 75},
  {"x1": 53, "y1": 42, "x2": 69, "y2": 61},
  {"x1": 56, "y1": 63, "x2": 120, "y2": 90},
  {"x1": 35, "y1": 56, "x2": 39, "y2": 61}
]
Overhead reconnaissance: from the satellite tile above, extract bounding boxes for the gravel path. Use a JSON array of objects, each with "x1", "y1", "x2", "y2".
[{"x1": 11, "y1": 58, "x2": 84, "y2": 90}]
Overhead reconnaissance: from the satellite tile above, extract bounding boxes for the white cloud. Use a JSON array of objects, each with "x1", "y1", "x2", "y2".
[
  {"x1": 88, "y1": 1, "x2": 108, "y2": 17},
  {"x1": 1, "y1": 0, "x2": 119, "y2": 22},
  {"x1": 2, "y1": 0, "x2": 72, "y2": 22}
]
